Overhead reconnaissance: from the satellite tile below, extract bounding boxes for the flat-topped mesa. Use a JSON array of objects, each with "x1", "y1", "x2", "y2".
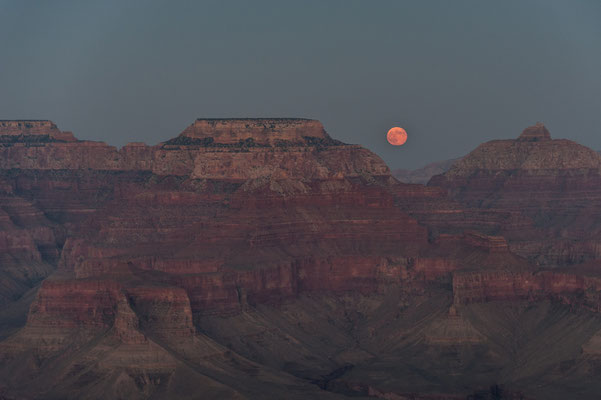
[
  {"x1": 0, "y1": 120, "x2": 76, "y2": 142},
  {"x1": 178, "y1": 118, "x2": 329, "y2": 145}
]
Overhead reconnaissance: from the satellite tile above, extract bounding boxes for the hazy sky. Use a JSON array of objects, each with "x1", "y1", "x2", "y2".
[{"x1": 1, "y1": 1, "x2": 600, "y2": 169}]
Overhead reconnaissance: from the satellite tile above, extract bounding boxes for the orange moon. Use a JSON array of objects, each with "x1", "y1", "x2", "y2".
[{"x1": 387, "y1": 127, "x2": 407, "y2": 146}]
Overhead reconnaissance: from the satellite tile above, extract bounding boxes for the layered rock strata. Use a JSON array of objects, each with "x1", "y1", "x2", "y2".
[
  {"x1": 3, "y1": 119, "x2": 601, "y2": 399},
  {"x1": 429, "y1": 123, "x2": 601, "y2": 266}
]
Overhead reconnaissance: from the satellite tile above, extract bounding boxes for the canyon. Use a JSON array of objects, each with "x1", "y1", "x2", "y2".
[{"x1": 1, "y1": 119, "x2": 601, "y2": 399}]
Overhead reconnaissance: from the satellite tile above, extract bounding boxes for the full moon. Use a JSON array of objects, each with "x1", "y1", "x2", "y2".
[{"x1": 387, "y1": 127, "x2": 407, "y2": 146}]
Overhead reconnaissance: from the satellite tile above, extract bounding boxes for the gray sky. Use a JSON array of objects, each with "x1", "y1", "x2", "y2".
[{"x1": 1, "y1": 0, "x2": 600, "y2": 169}]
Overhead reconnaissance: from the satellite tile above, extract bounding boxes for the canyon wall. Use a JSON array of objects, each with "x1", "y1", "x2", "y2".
[{"x1": 2, "y1": 120, "x2": 601, "y2": 399}]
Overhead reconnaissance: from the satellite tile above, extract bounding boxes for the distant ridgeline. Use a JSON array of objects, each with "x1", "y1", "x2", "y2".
[
  {"x1": 0, "y1": 118, "x2": 344, "y2": 148},
  {"x1": 0, "y1": 118, "x2": 386, "y2": 180}
]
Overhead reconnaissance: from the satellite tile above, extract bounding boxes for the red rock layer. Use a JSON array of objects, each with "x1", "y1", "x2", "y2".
[
  {"x1": 61, "y1": 178, "x2": 429, "y2": 316},
  {"x1": 7, "y1": 120, "x2": 601, "y2": 325},
  {"x1": 0, "y1": 119, "x2": 443, "y2": 324},
  {"x1": 7, "y1": 120, "x2": 581, "y2": 327},
  {"x1": 429, "y1": 123, "x2": 601, "y2": 266},
  {"x1": 4, "y1": 119, "x2": 601, "y2": 399},
  {"x1": 453, "y1": 268, "x2": 601, "y2": 310}
]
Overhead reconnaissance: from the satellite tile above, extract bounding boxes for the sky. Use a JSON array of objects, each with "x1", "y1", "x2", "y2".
[{"x1": 0, "y1": 0, "x2": 600, "y2": 169}]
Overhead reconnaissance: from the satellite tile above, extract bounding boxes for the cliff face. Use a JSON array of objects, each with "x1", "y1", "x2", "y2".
[
  {"x1": 0, "y1": 126, "x2": 412, "y2": 331},
  {"x1": 0, "y1": 193, "x2": 57, "y2": 306},
  {"x1": 0, "y1": 118, "x2": 475, "y2": 399},
  {"x1": 0, "y1": 119, "x2": 386, "y2": 181},
  {"x1": 428, "y1": 123, "x2": 601, "y2": 266},
  {"x1": 3, "y1": 119, "x2": 601, "y2": 399}
]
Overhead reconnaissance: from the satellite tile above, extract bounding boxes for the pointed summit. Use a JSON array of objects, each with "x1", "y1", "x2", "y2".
[
  {"x1": 440, "y1": 123, "x2": 601, "y2": 177},
  {"x1": 517, "y1": 122, "x2": 551, "y2": 142}
]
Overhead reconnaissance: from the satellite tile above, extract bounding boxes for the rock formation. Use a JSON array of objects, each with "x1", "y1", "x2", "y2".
[
  {"x1": 517, "y1": 122, "x2": 551, "y2": 141},
  {"x1": 429, "y1": 123, "x2": 601, "y2": 266},
  {"x1": 1, "y1": 120, "x2": 601, "y2": 399},
  {"x1": 179, "y1": 118, "x2": 328, "y2": 144}
]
